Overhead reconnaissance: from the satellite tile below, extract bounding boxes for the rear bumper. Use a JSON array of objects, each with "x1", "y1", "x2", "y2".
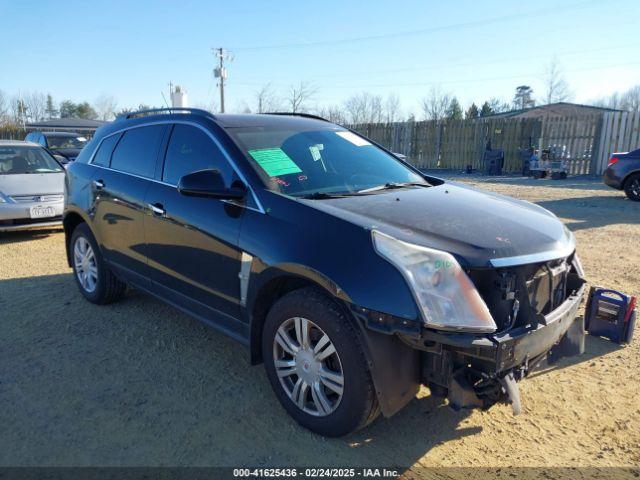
[{"x1": 603, "y1": 167, "x2": 623, "y2": 189}]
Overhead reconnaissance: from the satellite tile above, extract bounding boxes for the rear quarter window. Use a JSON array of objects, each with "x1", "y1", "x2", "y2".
[{"x1": 91, "y1": 133, "x2": 121, "y2": 167}]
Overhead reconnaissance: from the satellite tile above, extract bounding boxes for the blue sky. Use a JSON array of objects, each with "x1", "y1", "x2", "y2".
[{"x1": 1, "y1": 0, "x2": 639, "y2": 116}]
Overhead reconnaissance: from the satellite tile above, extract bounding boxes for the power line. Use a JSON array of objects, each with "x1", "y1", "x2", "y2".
[
  {"x1": 231, "y1": 0, "x2": 604, "y2": 51},
  {"x1": 238, "y1": 41, "x2": 639, "y2": 83}
]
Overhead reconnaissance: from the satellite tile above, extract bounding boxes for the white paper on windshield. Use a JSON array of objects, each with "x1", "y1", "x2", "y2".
[
  {"x1": 309, "y1": 144, "x2": 324, "y2": 161},
  {"x1": 335, "y1": 131, "x2": 371, "y2": 147}
]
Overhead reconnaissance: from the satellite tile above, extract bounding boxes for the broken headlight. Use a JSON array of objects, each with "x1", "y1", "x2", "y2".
[{"x1": 372, "y1": 230, "x2": 497, "y2": 333}]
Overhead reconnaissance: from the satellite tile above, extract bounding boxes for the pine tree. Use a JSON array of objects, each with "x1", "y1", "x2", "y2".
[
  {"x1": 45, "y1": 94, "x2": 57, "y2": 119},
  {"x1": 446, "y1": 97, "x2": 463, "y2": 120},
  {"x1": 479, "y1": 101, "x2": 493, "y2": 117},
  {"x1": 465, "y1": 103, "x2": 479, "y2": 119}
]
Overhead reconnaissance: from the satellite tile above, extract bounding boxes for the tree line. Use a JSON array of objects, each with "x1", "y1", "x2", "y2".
[{"x1": 2, "y1": 59, "x2": 639, "y2": 127}]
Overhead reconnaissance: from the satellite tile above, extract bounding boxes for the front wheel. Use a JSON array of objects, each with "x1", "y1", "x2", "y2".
[
  {"x1": 70, "y1": 223, "x2": 126, "y2": 304},
  {"x1": 262, "y1": 288, "x2": 379, "y2": 437},
  {"x1": 624, "y1": 173, "x2": 640, "y2": 202}
]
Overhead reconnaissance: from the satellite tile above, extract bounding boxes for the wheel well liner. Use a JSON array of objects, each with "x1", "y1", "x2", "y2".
[
  {"x1": 63, "y1": 212, "x2": 86, "y2": 267},
  {"x1": 249, "y1": 275, "x2": 317, "y2": 365},
  {"x1": 623, "y1": 170, "x2": 640, "y2": 189}
]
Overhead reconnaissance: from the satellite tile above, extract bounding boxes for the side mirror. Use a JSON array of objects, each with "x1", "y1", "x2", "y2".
[{"x1": 177, "y1": 169, "x2": 245, "y2": 200}]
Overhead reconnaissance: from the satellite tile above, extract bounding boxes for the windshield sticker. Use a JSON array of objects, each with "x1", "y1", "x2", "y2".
[
  {"x1": 335, "y1": 131, "x2": 371, "y2": 147},
  {"x1": 309, "y1": 144, "x2": 324, "y2": 161},
  {"x1": 248, "y1": 148, "x2": 302, "y2": 177}
]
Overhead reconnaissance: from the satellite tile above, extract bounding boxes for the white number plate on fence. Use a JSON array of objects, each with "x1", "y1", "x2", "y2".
[{"x1": 29, "y1": 206, "x2": 55, "y2": 218}]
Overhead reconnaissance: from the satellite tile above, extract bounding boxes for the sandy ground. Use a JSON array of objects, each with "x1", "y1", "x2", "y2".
[{"x1": 0, "y1": 174, "x2": 638, "y2": 473}]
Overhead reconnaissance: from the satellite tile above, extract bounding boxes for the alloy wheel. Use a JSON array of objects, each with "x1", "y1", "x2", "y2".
[
  {"x1": 74, "y1": 237, "x2": 98, "y2": 293},
  {"x1": 272, "y1": 317, "x2": 344, "y2": 417}
]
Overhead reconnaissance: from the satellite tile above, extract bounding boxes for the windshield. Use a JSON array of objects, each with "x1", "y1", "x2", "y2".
[
  {"x1": 0, "y1": 146, "x2": 64, "y2": 174},
  {"x1": 46, "y1": 135, "x2": 87, "y2": 149},
  {"x1": 227, "y1": 126, "x2": 425, "y2": 197}
]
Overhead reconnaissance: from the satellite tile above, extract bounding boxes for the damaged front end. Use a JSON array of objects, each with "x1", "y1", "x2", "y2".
[{"x1": 401, "y1": 253, "x2": 587, "y2": 414}]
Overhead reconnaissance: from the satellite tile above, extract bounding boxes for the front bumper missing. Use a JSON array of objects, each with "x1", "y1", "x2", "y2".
[{"x1": 405, "y1": 283, "x2": 587, "y2": 413}]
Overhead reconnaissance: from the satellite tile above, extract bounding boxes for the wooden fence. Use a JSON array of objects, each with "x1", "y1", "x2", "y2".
[
  {"x1": 593, "y1": 111, "x2": 640, "y2": 174},
  {"x1": 2, "y1": 111, "x2": 638, "y2": 175},
  {"x1": 350, "y1": 112, "x2": 640, "y2": 175},
  {"x1": 0, "y1": 125, "x2": 27, "y2": 140}
]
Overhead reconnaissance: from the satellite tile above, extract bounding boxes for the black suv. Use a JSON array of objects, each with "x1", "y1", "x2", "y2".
[
  {"x1": 25, "y1": 131, "x2": 87, "y2": 163},
  {"x1": 64, "y1": 108, "x2": 586, "y2": 436}
]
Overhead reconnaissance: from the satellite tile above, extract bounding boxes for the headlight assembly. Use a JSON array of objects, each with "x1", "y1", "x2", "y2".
[{"x1": 372, "y1": 230, "x2": 497, "y2": 333}]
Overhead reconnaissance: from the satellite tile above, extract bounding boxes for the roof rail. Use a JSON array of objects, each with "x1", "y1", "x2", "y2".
[
  {"x1": 263, "y1": 112, "x2": 330, "y2": 122},
  {"x1": 115, "y1": 107, "x2": 216, "y2": 121}
]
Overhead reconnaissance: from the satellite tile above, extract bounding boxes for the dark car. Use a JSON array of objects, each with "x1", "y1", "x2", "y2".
[
  {"x1": 603, "y1": 148, "x2": 640, "y2": 201},
  {"x1": 25, "y1": 131, "x2": 88, "y2": 164},
  {"x1": 63, "y1": 108, "x2": 586, "y2": 437}
]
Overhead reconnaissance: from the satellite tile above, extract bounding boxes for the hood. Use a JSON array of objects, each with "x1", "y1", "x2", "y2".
[
  {"x1": 302, "y1": 182, "x2": 574, "y2": 268},
  {"x1": 0, "y1": 172, "x2": 65, "y2": 197}
]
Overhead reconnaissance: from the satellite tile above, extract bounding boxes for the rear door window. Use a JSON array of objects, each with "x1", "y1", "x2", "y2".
[
  {"x1": 162, "y1": 124, "x2": 234, "y2": 185},
  {"x1": 92, "y1": 133, "x2": 121, "y2": 167},
  {"x1": 110, "y1": 125, "x2": 165, "y2": 178}
]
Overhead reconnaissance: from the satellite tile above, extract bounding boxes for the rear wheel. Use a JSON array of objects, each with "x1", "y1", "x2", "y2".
[
  {"x1": 262, "y1": 287, "x2": 379, "y2": 437},
  {"x1": 70, "y1": 223, "x2": 126, "y2": 304},
  {"x1": 624, "y1": 173, "x2": 640, "y2": 201}
]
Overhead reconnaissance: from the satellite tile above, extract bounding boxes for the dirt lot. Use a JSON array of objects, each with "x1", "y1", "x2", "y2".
[{"x1": 1, "y1": 174, "x2": 638, "y2": 473}]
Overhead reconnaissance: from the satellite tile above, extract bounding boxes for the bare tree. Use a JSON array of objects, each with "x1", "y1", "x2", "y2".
[
  {"x1": 384, "y1": 93, "x2": 401, "y2": 123},
  {"x1": 255, "y1": 83, "x2": 281, "y2": 113},
  {"x1": 23, "y1": 92, "x2": 47, "y2": 122},
  {"x1": 316, "y1": 105, "x2": 347, "y2": 124},
  {"x1": 343, "y1": 92, "x2": 383, "y2": 124},
  {"x1": 488, "y1": 97, "x2": 511, "y2": 113},
  {"x1": 10, "y1": 95, "x2": 28, "y2": 125},
  {"x1": 0, "y1": 90, "x2": 8, "y2": 122},
  {"x1": 621, "y1": 85, "x2": 640, "y2": 112},
  {"x1": 286, "y1": 81, "x2": 317, "y2": 113},
  {"x1": 94, "y1": 94, "x2": 118, "y2": 120},
  {"x1": 543, "y1": 59, "x2": 573, "y2": 104},
  {"x1": 421, "y1": 86, "x2": 451, "y2": 121}
]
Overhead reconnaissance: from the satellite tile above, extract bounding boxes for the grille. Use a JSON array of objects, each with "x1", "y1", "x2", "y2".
[
  {"x1": 10, "y1": 194, "x2": 63, "y2": 203},
  {"x1": 468, "y1": 256, "x2": 572, "y2": 330}
]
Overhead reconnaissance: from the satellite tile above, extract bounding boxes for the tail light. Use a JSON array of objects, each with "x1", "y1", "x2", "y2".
[{"x1": 608, "y1": 157, "x2": 619, "y2": 167}]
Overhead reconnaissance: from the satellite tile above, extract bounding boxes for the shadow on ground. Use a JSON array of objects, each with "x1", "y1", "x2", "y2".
[
  {"x1": 536, "y1": 195, "x2": 640, "y2": 231},
  {"x1": 0, "y1": 228, "x2": 63, "y2": 245},
  {"x1": 0, "y1": 272, "x2": 477, "y2": 468}
]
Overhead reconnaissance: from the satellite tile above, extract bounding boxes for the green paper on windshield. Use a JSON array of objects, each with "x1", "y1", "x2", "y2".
[{"x1": 248, "y1": 148, "x2": 302, "y2": 177}]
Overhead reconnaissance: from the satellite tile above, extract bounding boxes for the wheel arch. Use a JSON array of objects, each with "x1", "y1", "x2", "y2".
[
  {"x1": 62, "y1": 209, "x2": 94, "y2": 267},
  {"x1": 622, "y1": 169, "x2": 640, "y2": 189},
  {"x1": 247, "y1": 264, "x2": 351, "y2": 365}
]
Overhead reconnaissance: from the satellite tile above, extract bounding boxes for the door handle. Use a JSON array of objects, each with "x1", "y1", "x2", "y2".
[
  {"x1": 149, "y1": 203, "x2": 166, "y2": 216},
  {"x1": 93, "y1": 179, "x2": 105, "y2": 190}
]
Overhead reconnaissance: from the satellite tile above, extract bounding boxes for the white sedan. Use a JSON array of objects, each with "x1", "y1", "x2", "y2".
[{"x1": 0, "y1": 140, "x2": 65, "y2": 232}]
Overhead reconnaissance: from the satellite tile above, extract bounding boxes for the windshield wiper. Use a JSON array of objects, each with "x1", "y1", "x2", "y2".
[
  {"x1": 299, "y1": 192, "x2": 354, "y2": 200},
  {"x1": 357, "y1": 182, "x2": 429, "y2": 193}
]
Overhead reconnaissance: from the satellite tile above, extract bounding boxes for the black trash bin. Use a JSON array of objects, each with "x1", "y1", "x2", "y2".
[{"x1": 483, "y1": 149, "x2": 504, "y2": 175}]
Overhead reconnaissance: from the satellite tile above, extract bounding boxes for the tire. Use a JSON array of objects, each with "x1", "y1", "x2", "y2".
[
  {"x1": 70, "y1": 223, "x2": 126, "y2": 304},
  {"x1": 262, "y1": 287, "x2": 379, "y2": 437},
  {"x1": 624, "y1": 173, "x2": 640, "y2": 202}
]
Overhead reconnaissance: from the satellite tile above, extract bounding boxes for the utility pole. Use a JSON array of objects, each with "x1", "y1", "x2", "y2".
[{"x1": 213, "y1": 47, "x2": 231, "y2": 113}]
